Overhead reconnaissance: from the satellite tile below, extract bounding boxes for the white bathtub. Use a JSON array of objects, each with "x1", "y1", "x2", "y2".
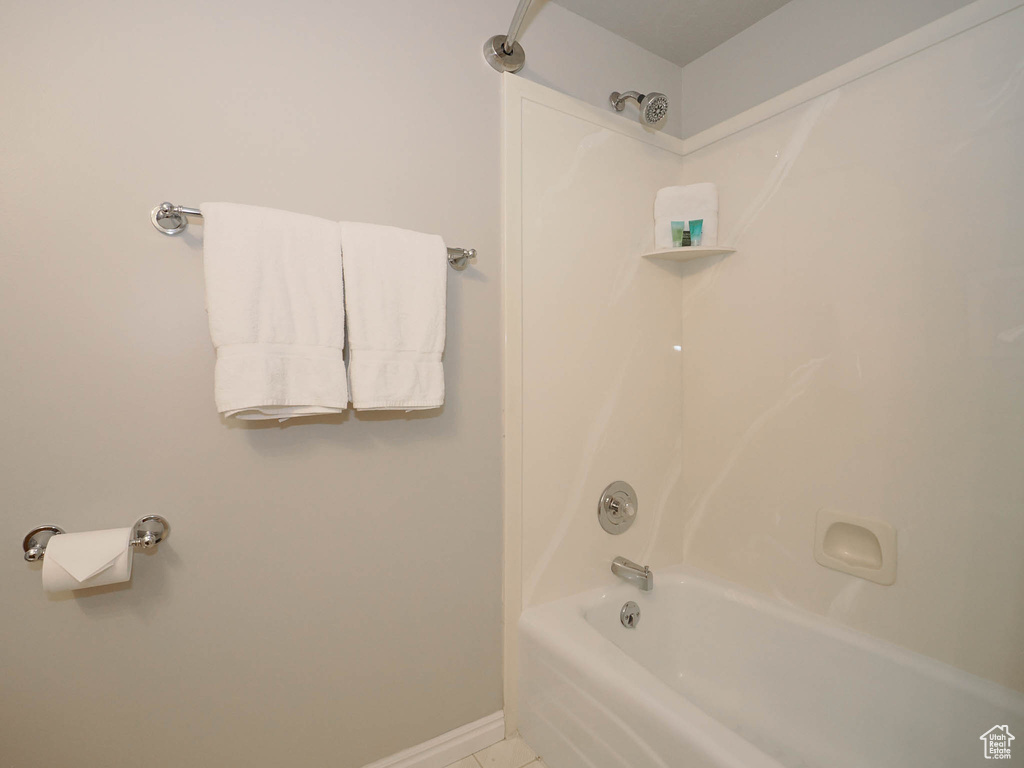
[{"x1": 519, "y1": 565, "x2": 1023, "y2": 768}]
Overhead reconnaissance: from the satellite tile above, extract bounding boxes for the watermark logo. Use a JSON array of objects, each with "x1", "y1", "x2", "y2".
[{"x1": 980, "y1": 725, "x2": 1015, "y2": 759}]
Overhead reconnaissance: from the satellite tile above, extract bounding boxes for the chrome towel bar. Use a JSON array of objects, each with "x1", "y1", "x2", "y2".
[
  {"x1": 22, "y1": 515, "x2": 170, "y2": 562},
  {"x1": 151, "y1": 202, "x2": 478, "y2": 270}
]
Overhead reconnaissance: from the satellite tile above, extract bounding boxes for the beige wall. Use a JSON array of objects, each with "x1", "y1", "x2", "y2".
[
  {"x1": 678, "y1": 0, "x2": 974, "y2": 136},
  {"x1": 0, "y1": 2, "x2": 680, "y2": 766}
]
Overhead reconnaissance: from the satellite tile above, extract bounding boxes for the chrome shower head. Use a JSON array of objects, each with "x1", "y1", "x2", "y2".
[
  {"x1": 610, "y1": 90, "x2": 670, "y2": 127},
  {"x1": 639, "y1": 92, "x2": 669, "y2": 125}
]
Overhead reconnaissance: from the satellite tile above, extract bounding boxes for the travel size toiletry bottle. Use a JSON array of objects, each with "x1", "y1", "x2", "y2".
[
  {"x1": 671, "y1": 221, "x2": 686, "y2": 248},
  {"x1": 689, "y1": 219, "x2": 703, "y2": 246}
]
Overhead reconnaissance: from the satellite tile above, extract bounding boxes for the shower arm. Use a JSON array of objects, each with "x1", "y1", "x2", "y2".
[
  {"x1": 610, "y1": 91, "x2": 644, "y2": 111},
  {"x1": 484, "y1": 0, "x2": 533, "y2": 74}
]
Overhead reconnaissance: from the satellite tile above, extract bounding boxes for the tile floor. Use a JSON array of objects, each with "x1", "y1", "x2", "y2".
[{"x1": 444, "y1": 734, "x2": 547, "y2": 768}]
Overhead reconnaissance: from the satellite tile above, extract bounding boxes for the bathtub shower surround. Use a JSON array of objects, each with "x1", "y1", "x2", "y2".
[
  {"x1": 504, "y1": 0, "x2": 1024, "y2": 745},
  {"x1": 508, "y1": 79, "x2": 689, "y2": 610},
  {"x1": 520, "y1": 566, "x2": 1024, "y2": 768},
  {"x1": 501, "y1": 76, "x2": 691, "y2": 728},
  {"x1": 673, "y1": 0, "x2": 1024, "y2": 691}
]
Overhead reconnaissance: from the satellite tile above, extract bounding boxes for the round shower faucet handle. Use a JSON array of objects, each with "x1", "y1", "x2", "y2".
[{"x1": 598, "y1": 481, "x2": 638, "y2": 534}]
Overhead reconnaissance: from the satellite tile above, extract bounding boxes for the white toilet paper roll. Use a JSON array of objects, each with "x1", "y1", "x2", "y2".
[{"x1": 41, "y1": 528, "x2": 134, "y2": 592}]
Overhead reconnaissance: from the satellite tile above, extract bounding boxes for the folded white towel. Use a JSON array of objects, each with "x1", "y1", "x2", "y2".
[
  {"x1": 340, "y1": 222, "x2": 446, "y2": 410},
  {"x1": 202, "y1": 203, "x2": 348, "y2": 420},
  {"x1": 655, "y1": 183, "x2": 719, "y2": 249}
]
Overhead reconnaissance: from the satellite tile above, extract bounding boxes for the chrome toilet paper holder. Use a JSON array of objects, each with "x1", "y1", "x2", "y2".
[{"x1": 22, "y1": 516, "x2": 171, "y2": 562}]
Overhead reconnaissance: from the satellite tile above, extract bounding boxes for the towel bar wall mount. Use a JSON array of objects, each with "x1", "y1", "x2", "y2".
[
  {"x1": 22, "y1": 515, "x2": 171, "y2": 562},
  {"x1": 151, "y1": 202, "x2": 478, "y2": 270}
]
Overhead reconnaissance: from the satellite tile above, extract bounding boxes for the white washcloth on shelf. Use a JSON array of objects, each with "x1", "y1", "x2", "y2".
[
  {"x1": 655, "y1": 183, "x2": 719, "y2": 249},
  {"x1": 340, "y1": 222, "x2": 447, "y2": 410},
  {"x1": 201, "y1": 203, "x2": 348, "y2": 420}
]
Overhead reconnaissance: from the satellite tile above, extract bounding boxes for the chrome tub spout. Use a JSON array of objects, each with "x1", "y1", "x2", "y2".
[{"x1": 612, "y1": 556, "x2": 653, "y2": 591}]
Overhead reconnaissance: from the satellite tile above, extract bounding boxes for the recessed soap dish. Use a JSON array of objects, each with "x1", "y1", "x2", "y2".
[{"x1": 814, "y1": 509, "x2": 896, "y2": 585}]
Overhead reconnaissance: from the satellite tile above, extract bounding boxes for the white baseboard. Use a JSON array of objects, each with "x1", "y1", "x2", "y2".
[{"x1": 361, "y1": 711, "x2": 505, "y2": 768}]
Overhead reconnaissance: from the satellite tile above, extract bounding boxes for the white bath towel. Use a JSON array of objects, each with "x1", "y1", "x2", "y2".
[
  {"x1": 340, "y1": 222, "x2": 446, "y2": 410},
  {"x1": 201, "y1": 203, "x2": 348, "y2": 420},
  {"x1": 655, "y1": 183, "x2": 719, "y2": 249}
]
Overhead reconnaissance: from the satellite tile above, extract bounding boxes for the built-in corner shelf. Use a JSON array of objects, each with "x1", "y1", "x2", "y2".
[{"x1": 642, "y1": 246, "x2": 735, "y2": 262}]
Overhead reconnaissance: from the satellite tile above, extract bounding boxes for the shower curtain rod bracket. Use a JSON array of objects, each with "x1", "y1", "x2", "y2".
[
  {"x1": 483, "y1": 35, "x2": 525, "y2": 73},
  {"x1": 483, "y1": 0, "x2": 532, "y2": 73}
]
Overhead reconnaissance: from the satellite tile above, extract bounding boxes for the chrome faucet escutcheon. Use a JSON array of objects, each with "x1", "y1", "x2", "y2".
[{"x1": 611, "y1": 556, "x2": 653, "y2": 591}]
